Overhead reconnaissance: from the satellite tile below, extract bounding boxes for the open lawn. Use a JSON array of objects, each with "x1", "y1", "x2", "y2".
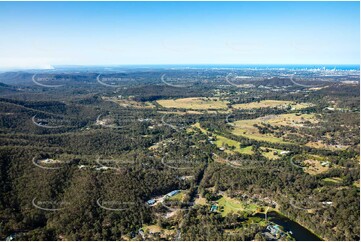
[
  {"x1": 231, "y1": 120, "x2": 286, "y2": 143},
  {"x1": 167, "y1": 191, "x2": 186, "y2": 201},
  {"x1": 192, "y1": 123, "x2": 254, "y2": 155},
  {"x1": 214, "y1": 135, "x2": 254, "y2": 155},
  {"x1": 217, "y1": 196, "x2": 260, "y2": 216},
  {"x1": 217, "y1": 196, "x2": 244, "y2": 216},
  {"x1": 195, "y1": 196, "x2": 207, "y2": 205},
  {"x1": 157, "y1": 97, "x2": 229, "y2": 110}
]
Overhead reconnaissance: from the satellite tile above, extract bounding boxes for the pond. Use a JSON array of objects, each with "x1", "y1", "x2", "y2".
[{"x1": 254, "y1": 211, "x2": 322, "y2": 241}]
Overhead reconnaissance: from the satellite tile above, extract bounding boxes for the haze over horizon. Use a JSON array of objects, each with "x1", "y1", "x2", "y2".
[{"x1": 0, "y1": 1, "x2": 359, "y2": 69}]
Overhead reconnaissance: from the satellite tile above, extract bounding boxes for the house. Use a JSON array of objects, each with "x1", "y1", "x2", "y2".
[
  {"x1": 322, "y1": 201, "x2": 333, "y2": 206},
  {"x1": 147, "y1": 199, "x2": 156, "y2": 205},
  {"x1": 6, "y1": 234, "x2": 16, "y2": 241},
  {"x1": 130, "y1": 231, "x2": 136, "y2": 238},
  {"x1": 138, "y1": 118, "x2": 150, "y2": 122},
  {"x1": 325, "y1": 107, "x2": 335, "y2": 111},
  {"x1": 321, "y1": 161, "x2": 331, "y2": 167},
  {"x1": 210, "y1": 204, "x2": 218, "y2": 212},
  {"x1": 266, "y1": 224, "x2": 281, "y2": 236},
  {"x1": 166, "y1": 190, "x2": 180, "y2": 198},
  {"x1": 138, "y1": 228, "x2": 145, "y2": 239},
  {"x1": 280, "y1": 151, "x2": 290, "y2": 155},
  {"x1": 95, "y1": 166, "x2": 109, "y2": 171}
]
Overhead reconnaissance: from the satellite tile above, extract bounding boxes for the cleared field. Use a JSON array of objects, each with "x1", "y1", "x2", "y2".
[
  {"x1": 38, "y1": 158, "x2": 63, "y2": 164},
  {"x1": 238, "y1": 146, "x2": 254, "y2": 155},
  {"x1": 102, "y1": 96, "x2": 155, "y2": 109},
  {"x1": 293, "y1": 154, "x2": 330, "y2": 175},
  {"x1": 323, "y1": 177, "x2": 343, "y2": 183},
  {"x1": 142, "y1": 225, "x2": 174, "y2": 235},
  {"x1": 195, "y1": 196, "x2": 207, "y2": 205},
  {"x1": 260, "y1": 147, "x2": 284, "y2": 160},
  {"x1": 232, "y1": 100, "x2": 313, "y2": 110},
  {"x1": 217, "y1": 196, "x2": 243, "y2": 216},
  {"x1": 157, "y1": 110, "x2": 203, "y2": 115},
  {"x1": 303, "y1": 159, "x2": 329, "y2": 175},
  {"x1": 260, "y1": 113, "x2": 317, "y2": 127},
  {"x1": 192, "y1": 123, "x2": 254, "y2": 155},
  {"x1": 231, "y1": 113, "x2": 317, "y2": 144},
  {"x1": 291, "y1": 103, "x2": 314, "y2": 110},
  {"x1": 214, "y1": 135, "x2": 254, "y2": 155},
  {"x1": 217, "y1": 196, "x2": 258, "y2": 216},
  {"x1": 157, "y1": 97, "x2": 229, "y2": 110},
  {"x1": 167, "y1": 191, "x2": 186, "y2": 201},
  {"x1": 305, "y1": 141, "x2": 348, "y2": 150},
  {"x1": 193, "y1": 123, "x2": 284, "y2": 159},
  {"x1": 158, "y1": 110, "x2": 232, "y2": 116},
  {"x1": 192, "y1": 122, "x2": 207, "y2": 133}
]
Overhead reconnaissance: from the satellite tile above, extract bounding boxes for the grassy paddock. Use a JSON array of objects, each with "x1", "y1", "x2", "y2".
[
  {"x1": 217, "y1": 195, "x2": 259, "y2": 217},
  {"x1": 232, "y1": 100, "x2": 313, "y2": 110},
  {"x1": 231, "y1": 113, "x2": 317, "y2": 144},
  {"x1": 157, "y1": 97, "x2": 229, "y2": 110}
]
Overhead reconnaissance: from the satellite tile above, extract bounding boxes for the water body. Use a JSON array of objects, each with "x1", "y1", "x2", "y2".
[
  {"x1": 255, "y1": 211, "x2": 322, "y2": 241},
  {"x1": 53, "y1": 64, "x2": 360, "y2": 72}
]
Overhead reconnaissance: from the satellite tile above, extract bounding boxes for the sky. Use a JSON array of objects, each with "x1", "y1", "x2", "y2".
[{"x1": 0, "y1": 1, "x2": 359, "y2": 69}]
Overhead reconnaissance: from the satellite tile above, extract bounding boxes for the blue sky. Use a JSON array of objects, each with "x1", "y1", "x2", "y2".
[{"x1": 0, "y1": 1, "x2": 359, "y2": 69}]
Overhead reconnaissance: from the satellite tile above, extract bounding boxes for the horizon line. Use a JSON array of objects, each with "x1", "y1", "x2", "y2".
[{"x1": 0, "y1": 63, "x2": 360, "y2": 71}]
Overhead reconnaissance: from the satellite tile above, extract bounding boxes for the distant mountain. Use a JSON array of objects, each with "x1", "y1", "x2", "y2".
[
  {"x1": 0, "y1": 72, "x2": 33, "y2": 85},
  {"x1": 0, "y1": 82, "x2": 10, "y2": 87}
]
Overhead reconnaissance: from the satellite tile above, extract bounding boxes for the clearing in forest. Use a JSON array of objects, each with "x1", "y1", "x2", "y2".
[
  {"x1": 292, "y1": 154, "x2": 331, "y2": 175},
  {"x1": 260, "y1": 147, "x2": 285, "y2": 160},
  {"x1": 213, "y1": 135, "x2": 254, "y2": 155},
  {"x1": 230, "y1": 113, "x2": 317, "y2": 144},
  {"x1": 102, "y1": 96, "x2": 155, "y2": 109},
  {"x1": 305, "y1": 141, "x2": 348, "y2": 150},
  {"x1": 192, "y1": 123, "x2": 287, "y2": 159},
  {"x1": 191, "y1": 123, "x2": 254, "y2": 155},
  {"x1": 142, "y1": 224, "x2": 175, "y2": 236},
  {"x1": 232, "y1": 100, "x2": 313, "y2": 110},
  {"x1": 217, "y1": 195, "x2": 259, "y2": 216},
  {"x1": 156, "y1": 97, "x2": 229, "y2": 110},
  {"x1": 166, "y1": 190, "x2": 186, "y2": 201},
  {"x1": 323, "y1": 177, "x2": 343, "y2": 184}
]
